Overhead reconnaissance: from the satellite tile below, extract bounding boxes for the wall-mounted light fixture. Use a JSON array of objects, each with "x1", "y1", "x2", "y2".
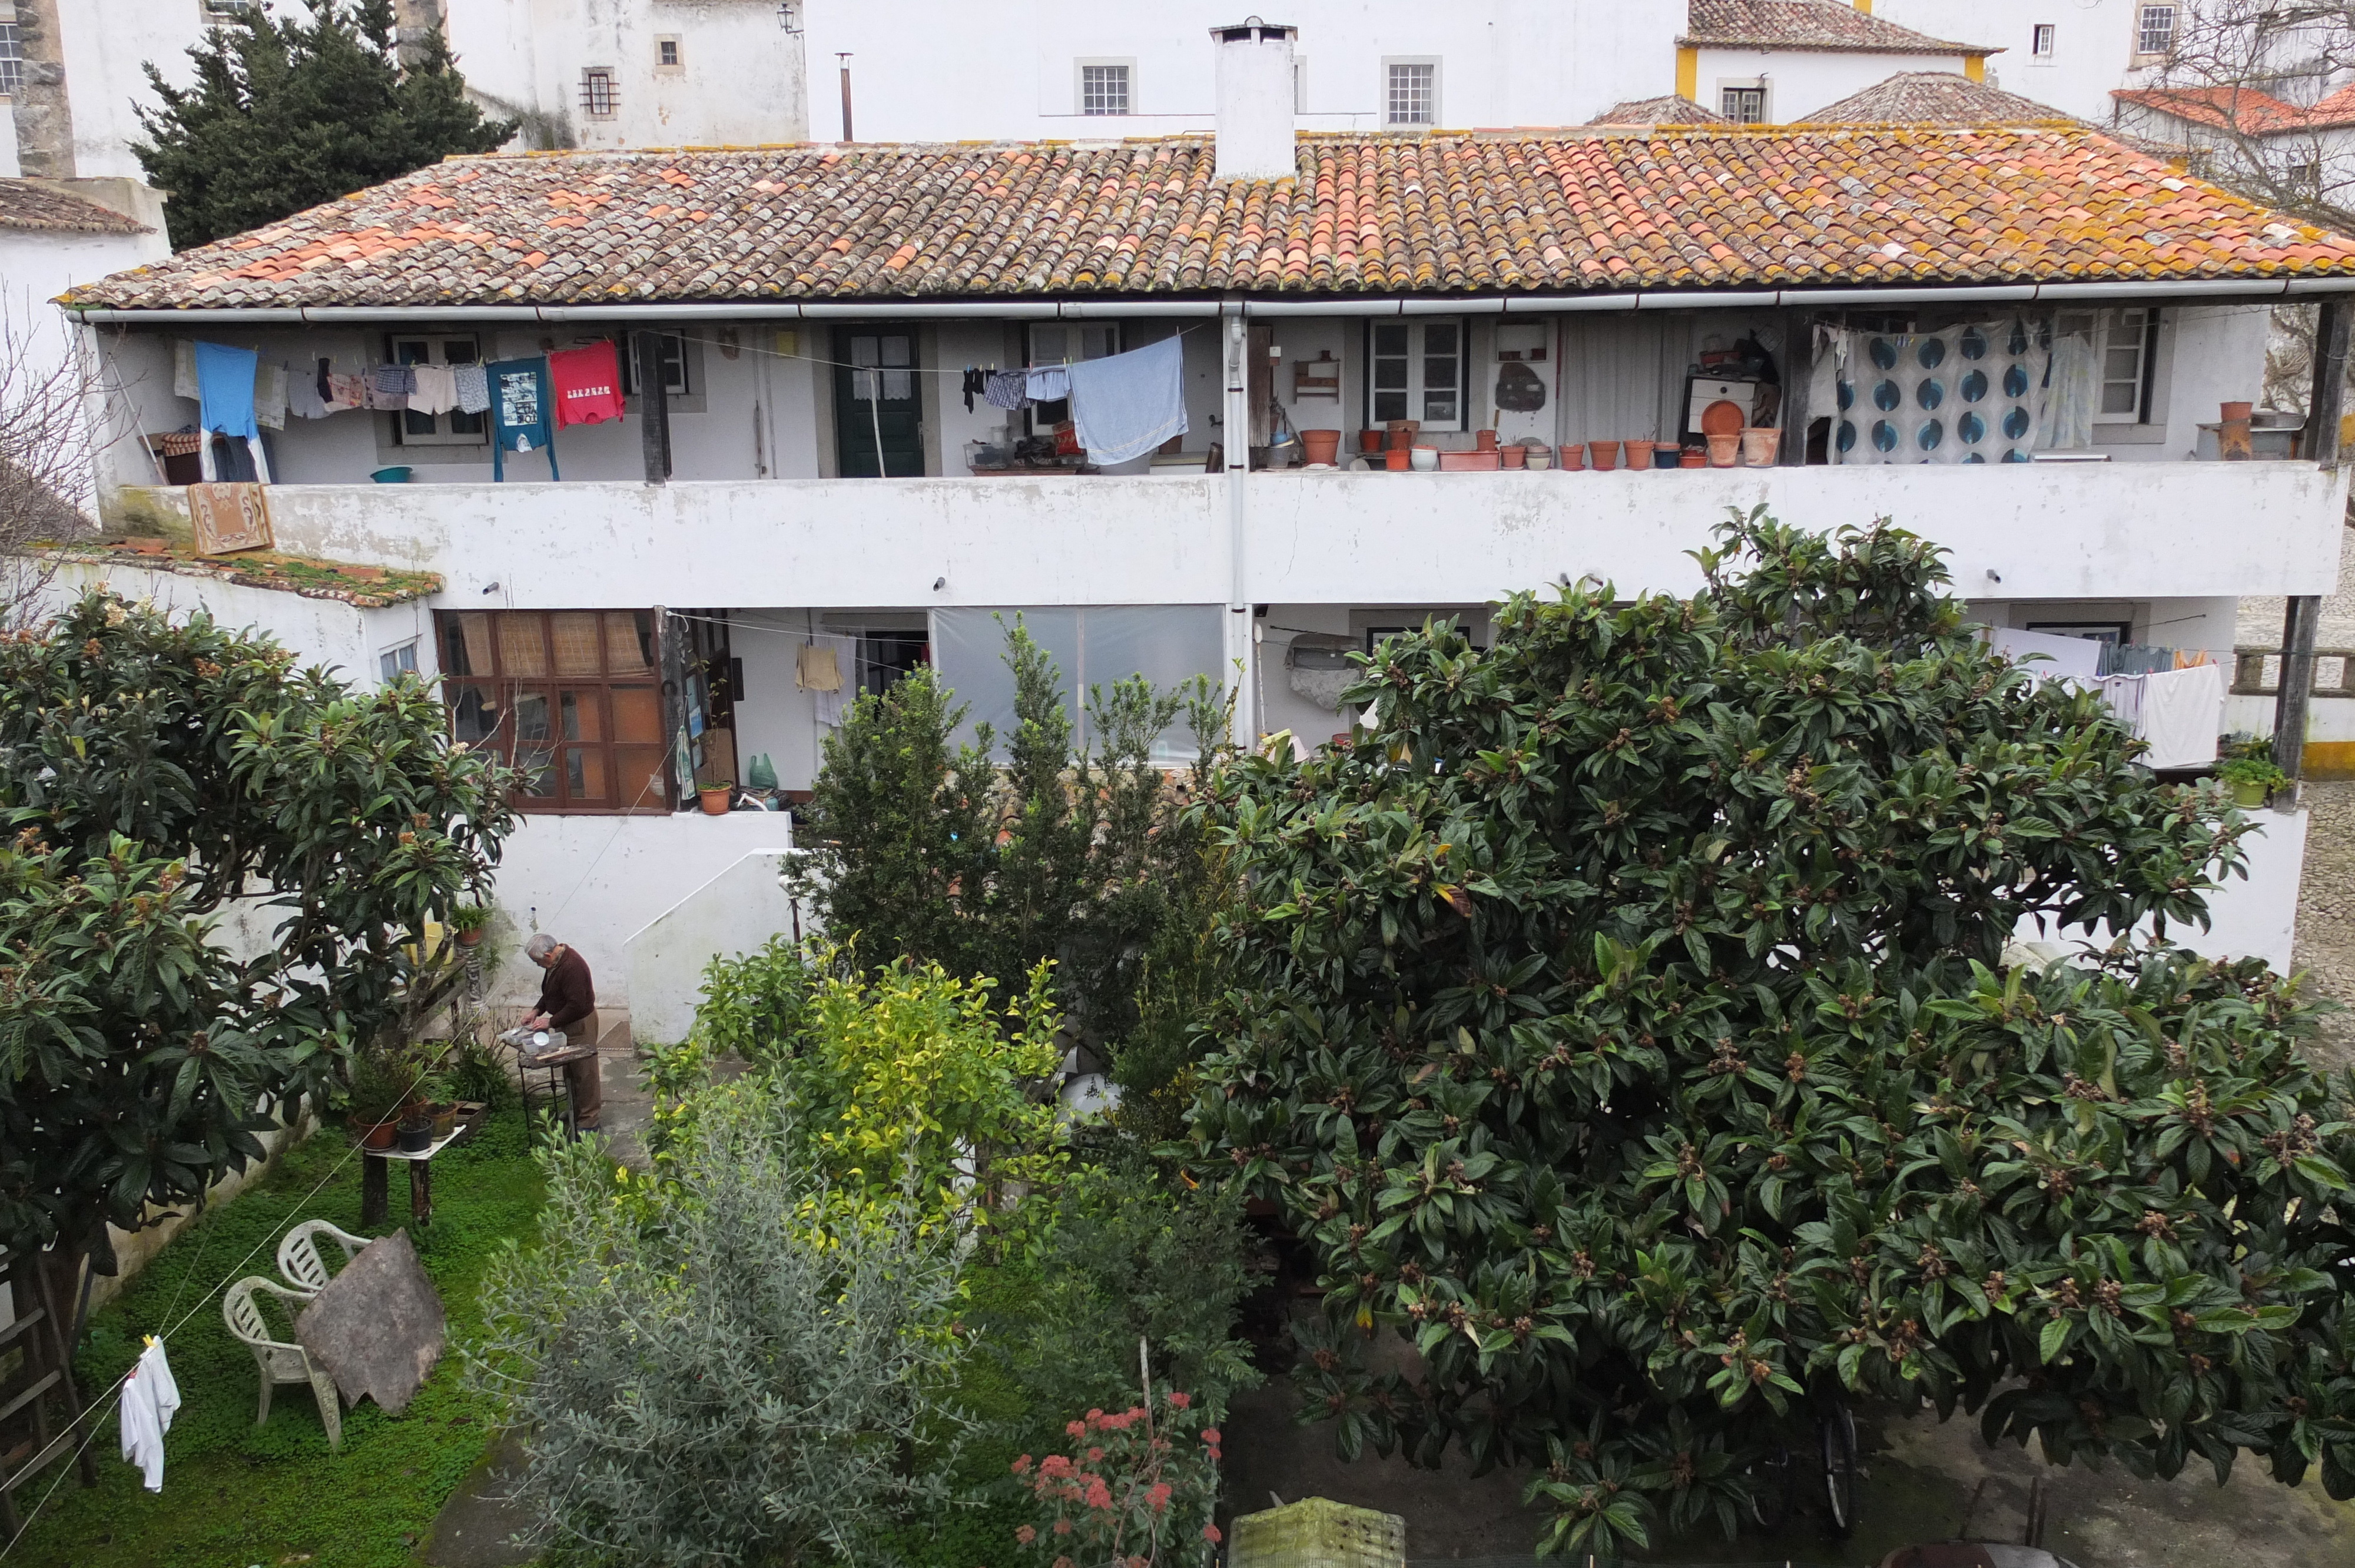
[{"x1": 776, "y1": 2, "x2": 802, "y2": 33}]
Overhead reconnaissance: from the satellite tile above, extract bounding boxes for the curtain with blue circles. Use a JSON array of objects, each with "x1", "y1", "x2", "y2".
[{"x1": 1830, "y1": 320, "x2": 2056, "y2": 466}]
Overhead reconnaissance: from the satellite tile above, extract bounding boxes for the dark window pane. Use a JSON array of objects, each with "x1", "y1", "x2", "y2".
[
  {"x1": 513, "y1": 691, "x2": 552, "y2": 743},
  {"x1": 1373, "y1": 390, "x2": 1408, "y2": 421},
  {"x1": 1372, "y1": 324, "x2": 1408, "y2": 357},
  {"x1": 447, "y1": 684, "x2": 500, "y2": 746}
]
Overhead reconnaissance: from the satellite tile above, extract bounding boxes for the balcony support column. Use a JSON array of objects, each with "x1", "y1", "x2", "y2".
[
  {"x1": 2308, "y1": 296, "x2": 2349, "y2": 470},
  {"x1": 1779, "y1": 308, "x2": 1810, "y2": 466},
  {"x1": 1223, "y1": 300, "x2": 1256, "y2": 743},
  {"x1": 635, "y1": 331, "x2": 673, "y2": 483},
  {"x1": 2275, "y1": 593, "x2": 2321, "y2": 785}
]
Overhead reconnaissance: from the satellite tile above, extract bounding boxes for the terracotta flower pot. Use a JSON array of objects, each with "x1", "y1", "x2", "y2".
[
  {"x1": 1384, "y1": 447, "x2": 1411, "y2": 471},
  {"x1": 1387, "y1": 420, "x2": 1420, "y2": 450},
  {"x1": 698, "y1": 784, "x2": 734, "y2": 815},
  {"x1": 1707, "y1": 433, "x2": 1742, "y2": 467},
  {"x1": 1300, "y1": 429, "x2": 1342, "y2": 466},
  {"x1": 354, "y1": 1116, "x2": 397, "y2": 1151},
  {"x1": 1523, "y1": 444, "x2": 1551, "y2": 470},
  {"x1": 1624, "y1": 440, "x2": 1657, "y2": 470},
  {"x1": 1587, "y1": 440, "x2": 1620, "y2": 471},
  {"x1": 1358, "y1": 430, "x2": 1385, "y2": 454},
  {"x1": 1679, "y1": 447, "x2": 1706, "y2": 469},
  {"x1": 1558, "y1": 443, "x2": 1586, "y2": 471},
  {"x1": 1740, "y1": 427, "x2": 1782, "y2": 467},
  {"x1": 2220, "y1": 400, "x2": 2255, "y2": 424},
  {"x1": 1438, "y1": 449, "x2": 1502, "y2": 471},
  {"x1": 455, "y1": 925, "x2": 485, "y2": 948},
  {"x1": 1499, "y1": 444, "x2": 1527, "y2": 469},
  {"x1": 1475, "y1": 429, "x2": 1498, "y2": 451}
]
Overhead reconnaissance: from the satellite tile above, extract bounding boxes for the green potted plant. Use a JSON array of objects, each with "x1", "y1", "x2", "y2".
[
  {"x1": 698, "y1": 779, "x2": 735, "y2": 815},
  {"x1": 448, "y1": 902, "x2": 492, "y2": 948},
  {"x1": 346, "y1": 1048, "x2": 413, "y2": 1150},
  {"x1": 2217, "y1": 755, "x2": 2288, "y2": 808}
]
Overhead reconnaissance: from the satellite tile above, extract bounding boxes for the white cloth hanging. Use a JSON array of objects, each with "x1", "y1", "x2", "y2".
[
  {"x1": 119, "y1": 1339, "x2": 181, "y2": 1492},
  {"x1": 1830, "y1": 318, "x2": 2048, "y2": 466},
  {"x1": 2133, "y1": 663, "x2": 2223, "y2": 769}
]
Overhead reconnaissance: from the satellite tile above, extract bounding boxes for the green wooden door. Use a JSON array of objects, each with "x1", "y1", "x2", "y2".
[{"x1": 833, "y1": 328, "x2": 924, "y2": 476}]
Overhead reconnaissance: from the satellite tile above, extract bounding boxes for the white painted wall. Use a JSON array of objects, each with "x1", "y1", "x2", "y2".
[
  {"x1": 53, "y1": 0, "x2": 205, "y2": 181},
  {"x1": 2019, "y1": 806, "x2": 2307, "y2": 971},
  {"x1": 0, "y1": 222, "x2": 164, "y2": 410},
  {"x1": 798, "y1": 0, "x2": 1681, "y2": 143},
  {"x1": 480, "y1": 808, "x2": 797, "y2": 1009},
  {"x1": 624, "y1": 846, "x2": 799, "y2": 1044},
  {"x1": 38, "y1": 557, "x2": 433, "y2": 687},
  {"x1": 1697, "y1": 47, "x2": 1966, "y2": 124},
  {"x1": 207, "y1": 457, "x2": 2347, "y2": 616}
]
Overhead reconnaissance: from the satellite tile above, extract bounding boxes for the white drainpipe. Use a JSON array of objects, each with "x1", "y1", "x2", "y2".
[{"x1": 1222, "y1": 298, "x2": 1255, "y2": 743}]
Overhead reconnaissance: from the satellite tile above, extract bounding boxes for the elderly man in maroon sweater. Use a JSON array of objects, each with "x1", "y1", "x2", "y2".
[{"x1": 522, "y1": 932, "x2": 601, "y2": 1130}]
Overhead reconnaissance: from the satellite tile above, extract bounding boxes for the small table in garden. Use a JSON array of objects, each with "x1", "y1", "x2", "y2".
[
  {"x1": 513, "y1": 1042, "x2": 596, "y2": 1143},
  {"x1": 360, "y1": 1124, "x2": 470, "y2": 1229}
]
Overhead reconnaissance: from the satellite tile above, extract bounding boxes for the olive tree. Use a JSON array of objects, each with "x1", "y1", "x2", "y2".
[
  {"x1": 1191, "y1": 512, "x2": 2355, "y2": 1554},
  {"x1": 0, "y1": 590, "x2": 512, "y2": 1306}
]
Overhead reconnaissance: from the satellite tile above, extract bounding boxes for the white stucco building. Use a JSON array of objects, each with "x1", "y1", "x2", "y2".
[{"x1": 39, "y1": 19, "x2": 2355, "y2": 1016}]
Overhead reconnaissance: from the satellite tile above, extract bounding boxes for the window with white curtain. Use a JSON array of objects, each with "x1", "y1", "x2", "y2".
[
  {"x1": 931, "y1": 607, "x2": 1225, "y2": 762},
  {"x1": 2057, "y1": 307, "x2": 2161, "y2": 423},
  {"x1": 1367, "y1": 319, "x2": 1464, "y2": 431}
]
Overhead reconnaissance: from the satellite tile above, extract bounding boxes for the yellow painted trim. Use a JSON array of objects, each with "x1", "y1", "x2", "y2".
[
  {"x1": 1853, "y1": 0, "x2": 1872, "y2": 13},
  {"x1": 1676, "y1": 47, "x2": 1698, "y2": 102},
  {"x1": 1964, "y1": 56, "x2": 1985, "y2": 82},
  {"x1": 2301, "y1": 742, "x2": 2355, "y2": 781}
]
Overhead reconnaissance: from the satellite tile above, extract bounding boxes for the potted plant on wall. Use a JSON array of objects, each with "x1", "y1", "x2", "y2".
[
  {"x1": 448, "y1": 903, "x2": 491, "y2": 948},
  {"x1": 698, "y1": 779, "x2": 735, "y2": 815},
  {"x1": 2217, "y1": 755, "x2": 2288, "y2": 808}
]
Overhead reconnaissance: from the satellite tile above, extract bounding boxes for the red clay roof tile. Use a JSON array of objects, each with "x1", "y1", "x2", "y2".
[{"x1": 57, "y1": 127, "x2": 2355, "y2": 312}]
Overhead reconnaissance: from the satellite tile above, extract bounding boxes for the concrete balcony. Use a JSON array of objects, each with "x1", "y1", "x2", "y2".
[{"x1": 226, "y1": 459, "x2": 2349, "y2": 610}]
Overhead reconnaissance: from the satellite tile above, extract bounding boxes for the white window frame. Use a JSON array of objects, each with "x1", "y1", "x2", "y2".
[
  {"x1": 379, "y1": 639, "x2": 420, "y2": 685},
  {"x1": 198, "y1": 0, "x2": 248, "y2": 16},
  {"x1": 387, "y1": 333, "x2": 489, "y2": 448},
  {"x1": 654, "y1": 35, "x2": 682, "y2": 74},
  {"x1": 2031, "y1": 24, "x2": 2057, "y2": 60},
  {"x1": 2058, "y1": 307, "x2": 2165, "y2": 430},
  {"x1": 1293, "y1": 55, "x2": 1307, "y2": 113},
  {"x1": 1718, "y1": 79, "x2": 1769, "y2": 123},
  {"x1": 2135, "y1": 5, "x2": 2177, "y2": 59},
  {"x1": 1075, "y1": 58, "x2": 1135, "y2": 117},
  {"x1": 1382, "y1": 58, "x2": 1439, "y2": 128},
  {"x1": 0, "y1": 22, "x2": 20, "y2": 97},
  {"x1": 1025, "y1": 322, "x2": 1119, "y2": 428},
  {"x1": 1365, "y1": 318, "x2": 1467, "y2": 433},
  {"x1": 581, "y1": 67, "x2": 618, "y2": 120}
]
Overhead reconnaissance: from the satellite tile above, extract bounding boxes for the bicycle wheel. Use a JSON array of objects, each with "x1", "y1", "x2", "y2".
[
  {"x1": 1820, "y1": 1402, "x2": 1859, "y2": 1539},
  {"x1": 1747, "y1": 1439, "x2": 1794, "y2": 1534}
]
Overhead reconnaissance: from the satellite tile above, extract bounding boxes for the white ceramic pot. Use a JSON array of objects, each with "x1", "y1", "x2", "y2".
[{"x1": 1410, "y1": 446, "x2": 1439, "y2": 471}]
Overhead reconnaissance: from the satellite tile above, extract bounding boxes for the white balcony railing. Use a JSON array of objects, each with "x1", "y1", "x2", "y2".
[{"x1": 217, "y1": 460, "x2": 2347, "y2": 611}]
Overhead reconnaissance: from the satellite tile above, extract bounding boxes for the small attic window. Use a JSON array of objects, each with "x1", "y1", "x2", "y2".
[{"x1": 581, "y1": 68, "x2": 618, "y2": 119}]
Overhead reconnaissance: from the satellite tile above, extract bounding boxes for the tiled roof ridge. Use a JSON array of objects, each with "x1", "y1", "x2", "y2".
[
  {"x1": 59, "y1": 124, "x2": 2355, "y2": 312},
  {"x1": 0, "y1": 177, "x2": 152, "y2": 235},
  {"x1": 1801, "y1": 71, "x2": 2083, "y2": 127},
  {"x1": 2114, "y1": 84, "x2": 2339, "y2": 135},
  {"x1": 1680, "y1": 0, "x2": 1997, "y2": 55}
]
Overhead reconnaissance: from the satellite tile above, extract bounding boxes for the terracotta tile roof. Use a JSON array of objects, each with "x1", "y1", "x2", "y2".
[
  {"x1": 55, "y1": 127, "x2": 2355, "y2": 311},
  {"x1": 1680, "y1": 0, "x2": 1995, "y2": 56},
  {"x1": 2311, "y1": 84, "x2": 2355, "y2": 131},
  {"x1": 0, "y1": 178, "x2": 151, "y2": 235},
  {"x1": 1590, "y1": 95, "x2": 1732, "y2": 127},
  {"x1": 2112, "y1": 85, "x2": 2312, "y2": 135},
  {"x1": 1803, "y1": 72, "x2": 2075, "y2": 125}
]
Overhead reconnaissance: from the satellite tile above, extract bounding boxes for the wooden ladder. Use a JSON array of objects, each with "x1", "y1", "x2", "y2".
[{"x1": 0, "y1": 1248, "x2": 97, "y2": 1539}]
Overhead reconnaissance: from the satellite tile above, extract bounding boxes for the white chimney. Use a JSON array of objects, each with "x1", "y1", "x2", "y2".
[{"x1": 1210, "y1": 17, "x2": 1297, "y2": 181}]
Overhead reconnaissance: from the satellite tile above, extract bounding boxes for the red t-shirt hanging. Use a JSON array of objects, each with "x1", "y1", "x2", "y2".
[{"x1": 549, "y1": 341, "x2": 626, "y2": 428}]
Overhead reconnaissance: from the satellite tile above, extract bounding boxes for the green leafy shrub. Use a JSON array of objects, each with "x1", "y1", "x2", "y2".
[
  {"x1": 1009, "y1": 1393, "x2": 1224, "y2": 1568},
  {"x1": 976, "y1": 1152, "x2": 1262, "y2": 1443},
  {"x1": 694, "y1": 931, "x2": 822, "y2": 1067},
  {"x1": 0, "y1": 591, "x2": 512, "y2": 1291},
  {"x1": 1191, "y1": 511, "x2": 2355, "y2": 1556},
  {"x1": 470, "y1": 1084, "x2": 973, "y2": 1567}
]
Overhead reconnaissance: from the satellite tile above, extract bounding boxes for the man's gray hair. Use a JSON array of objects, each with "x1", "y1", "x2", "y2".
[{"x1": 525, "y1": 933, "x2": 558, "y2": 959}]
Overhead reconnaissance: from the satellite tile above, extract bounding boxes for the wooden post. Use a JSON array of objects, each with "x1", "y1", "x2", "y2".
[
  {"x1": 2275, "y1": 594, "x2": 2321, "y2": 782},
  {"x1": 656, "y1": 604, "x2": 687, "y2": 809},
  {"x1": 1779, "y1": 308, "x2": 1810, "y2": 465},
  {"x1": 2306, "y1": 296, "x2": 2349, "y2": 469},
  {"x1": 360, "y1": 1154, "x2": 389, "y2": 1229},
  {"x1": 635, "y1": 331, "x2": 672, "y2": 483}
]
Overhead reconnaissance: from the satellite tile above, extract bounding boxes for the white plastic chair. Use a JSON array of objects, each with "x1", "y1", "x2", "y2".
[
  {"x1": 276, "y1": 1220, "x2": 370, "y2": 1295},
  {"x1": 221, "y1": 1275, "x2": 343, "y2": 1451}
]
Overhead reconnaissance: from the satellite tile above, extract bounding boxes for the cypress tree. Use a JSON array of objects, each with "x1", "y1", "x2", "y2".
[{"x1": 133, "y1": 0, "x2": 515, "y2": 250}]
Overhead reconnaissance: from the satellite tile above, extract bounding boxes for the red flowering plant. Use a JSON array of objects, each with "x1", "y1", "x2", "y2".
[{"x1": 1010, "y1": 1390, "x2": 1225, "y2": 1568}]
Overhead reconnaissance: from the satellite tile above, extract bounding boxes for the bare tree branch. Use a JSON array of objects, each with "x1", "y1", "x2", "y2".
[{"x1": 0, "y1": 298, "x2": 113, "y2": 628}]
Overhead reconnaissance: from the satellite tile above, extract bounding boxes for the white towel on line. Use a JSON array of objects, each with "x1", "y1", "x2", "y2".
[{"x1": 1066, "y1": 334, "x2": 1189, "y2": 466}]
